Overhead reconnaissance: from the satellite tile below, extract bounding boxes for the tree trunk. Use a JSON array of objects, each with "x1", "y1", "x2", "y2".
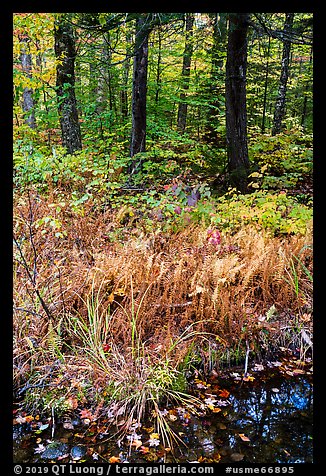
[
  {"x1": 121, "y1": 31, "x2": 132, "y2": 122},
  {"x1": 272, "y1": 13, "x2": 294, "y2": 136},
  {"x1": 54, "y1": 16, "x2": 82, "y2": 154},
  {"x1": 261, "y1": 35, "x2": 271, "y2": 133},
  {"x1": 19, "y1": 34, "x2": 36, "y2": 129},
  {"x1": 96, "y1": 35, "x2": 110, "y2": 114},
  {"x1": 177, "y1": 13, "x2": 194, "y2": 134},
  {"x1": 225, "y1": 13, "x2": 250, "y2": 193},
  {"x1": 206, "y1": 13, "x2": 227, "y2": 142},
  {"x1": 155, "y1": 27, "x2": 162, "y2": 107},
  {"x1": 129, "y1": 16, "x2": 150, "y2": 172},
  {"x1": 301, "y1": 45, "x2": 313, "y2": 129}
]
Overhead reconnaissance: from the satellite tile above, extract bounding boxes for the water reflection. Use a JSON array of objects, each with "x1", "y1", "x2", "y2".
[
  {"x1": 210, "y1": 376, "x2": 313, "y2": 463},
  {"x1": 13, "y1": 375, "x2": 313, "y2": 464}
]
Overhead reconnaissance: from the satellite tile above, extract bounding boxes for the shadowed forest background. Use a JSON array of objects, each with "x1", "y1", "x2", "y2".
[{"x1": 13, "y1": 12, "x2": 313, "y2": 463}]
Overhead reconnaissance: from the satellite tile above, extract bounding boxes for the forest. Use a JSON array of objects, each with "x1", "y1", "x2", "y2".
[{"x1": 13, "y1": 12, "x2": 313, "y2": 464}]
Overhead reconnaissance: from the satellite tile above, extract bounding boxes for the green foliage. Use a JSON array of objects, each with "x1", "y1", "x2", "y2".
[
  {"x1": 248, "y1": 128, "x2": 313, "y2": 193},
  {"x1": 211, "y1": 188, "x2": 312, "y2": 236}
]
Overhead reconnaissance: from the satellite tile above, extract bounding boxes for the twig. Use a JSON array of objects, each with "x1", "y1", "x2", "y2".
[
  {"x1": 13, "y1": 234, "x2": 53, "y2": 320},
  {"x1": 14, "y1": 307, "x2": 44, "y2": 318}
]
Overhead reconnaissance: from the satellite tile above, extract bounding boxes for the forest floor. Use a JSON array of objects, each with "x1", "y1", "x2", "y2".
[
  {"x1": 13, "y1": 176, "x2": 313, "y2": 462},
  {"x1": 13, "y1": 134, "x2": 313, "y2": 462}
]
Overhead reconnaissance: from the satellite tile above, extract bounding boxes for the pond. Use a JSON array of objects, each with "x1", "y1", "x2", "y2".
[{"x1": 13, "y1": 358, "x2": 313, "y2": 464}]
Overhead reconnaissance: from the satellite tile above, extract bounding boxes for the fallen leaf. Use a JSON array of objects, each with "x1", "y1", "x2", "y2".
[
  {"x1": 79, "y1": 409, "x2": 94, "y2": 420},
  {"x1": 34, "y1": 444, "x2": 46, "y2": 454},
  {"x1": 143, "y1": 426, "x2": 154, "y2": 433},
  {"x1": 66, "y1": 396, "x2": 78, "y2": 410},
  {"x1": 252, "y1": 363, "x2": 264, "y2": 371},
  {"x1": 14, "y1": 416, "x2": 26, "y2": 424},
  {"x1": 242, "y1": 375, "x2": 255, "y2": 382},
  {"x1": 25, "y1": 415, "x2": 34, "y2": 423},
  {"x1": 231, "y1": 452, "x2": 244, "y2": 461},
  {"x1": 271, "y1": 388, "x2": 280, "y2": 393},
  {"x1": 109, "y1": 456, "x2": 121, "y2": 463},
  {"x1": 212, "y1": 407, "x2": 222, "y2": 413},
  {"x1": 107, "y1": 292, "x2": 115, "y2": 304},
  {"x1": 218, "y1": 389, "x2": 230, "y2": 398},
  {"x1": 139, "y1": 446, "x2": 150, "y2": 455},
  {"x1": 292, "y1": 368, "x2": 305, "y2": 375},
  {"x1": 238, "y1": 433, "x2": 250, "y2": 442},
  {"x1": 148, "y1": 437, "x2": 160, "y2": 447},
  {"x1": 168, "y1": 414, "x2": 177, "y2": 421},
  {"x1": 132, "y1": 439, "x2": 143, "y2": 450},
  {"x1": 57, "y1": 453, "x2": 70, "y2": 460}
]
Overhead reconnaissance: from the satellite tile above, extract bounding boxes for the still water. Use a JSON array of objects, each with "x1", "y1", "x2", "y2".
[{"x1": 13, "y1": 370, "x2": 313, "y2": 464}]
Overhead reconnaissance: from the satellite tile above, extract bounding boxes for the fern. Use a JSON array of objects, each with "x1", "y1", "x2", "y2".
[{"x1": 46, "y1": 319, "x2": 63, "y2": 358}]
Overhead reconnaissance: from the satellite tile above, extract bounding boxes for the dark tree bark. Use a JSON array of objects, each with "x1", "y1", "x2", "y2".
[
  {"x1": 19, "y1": 34, "x2": 36, "y2": 129},
  {"x1": 225, "y1": 13, "x2": 250, "y2": 193},
  {"x1": 177, "y1": 13, "x2": 194, "y2": 134},
  {"x1": 129, "y1": 16, "x2": 150, "y2": 172},
  {"x1": 272, "y1": 13, "x2": 294, "y2": 136},
  {"x1": 54, "y1": 16, "x2": 82, "y2": 154}
]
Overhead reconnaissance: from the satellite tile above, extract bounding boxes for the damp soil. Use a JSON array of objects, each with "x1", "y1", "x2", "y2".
[{"x1": 13, "y1": 361, "x2": 313, "y2": 464}]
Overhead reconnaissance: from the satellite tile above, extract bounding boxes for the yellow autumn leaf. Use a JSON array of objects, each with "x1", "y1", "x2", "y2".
[
  {"x1": 242, "y1": 375, "x2": 255, "y2": 382},
  {"x1": 107, "y1": 292, "x2": 115, "y2": 304},
  {"x1": 114, "y1": 287, "x2": 125, "y2": 296},
  {"x1": 238, "y1": 433, "x2": 250, "y2": 442},
  {"x1": 24, "y1": 415, "x2": 34, "y2": 423}
]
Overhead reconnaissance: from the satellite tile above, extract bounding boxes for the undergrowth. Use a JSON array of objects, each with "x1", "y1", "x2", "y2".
[
  {"x1": 13, "y1": 132, "x2": 313, "y2": 447},
  {"x1": 14, "y1": 188, "x2": 312, "y2": 425}
]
